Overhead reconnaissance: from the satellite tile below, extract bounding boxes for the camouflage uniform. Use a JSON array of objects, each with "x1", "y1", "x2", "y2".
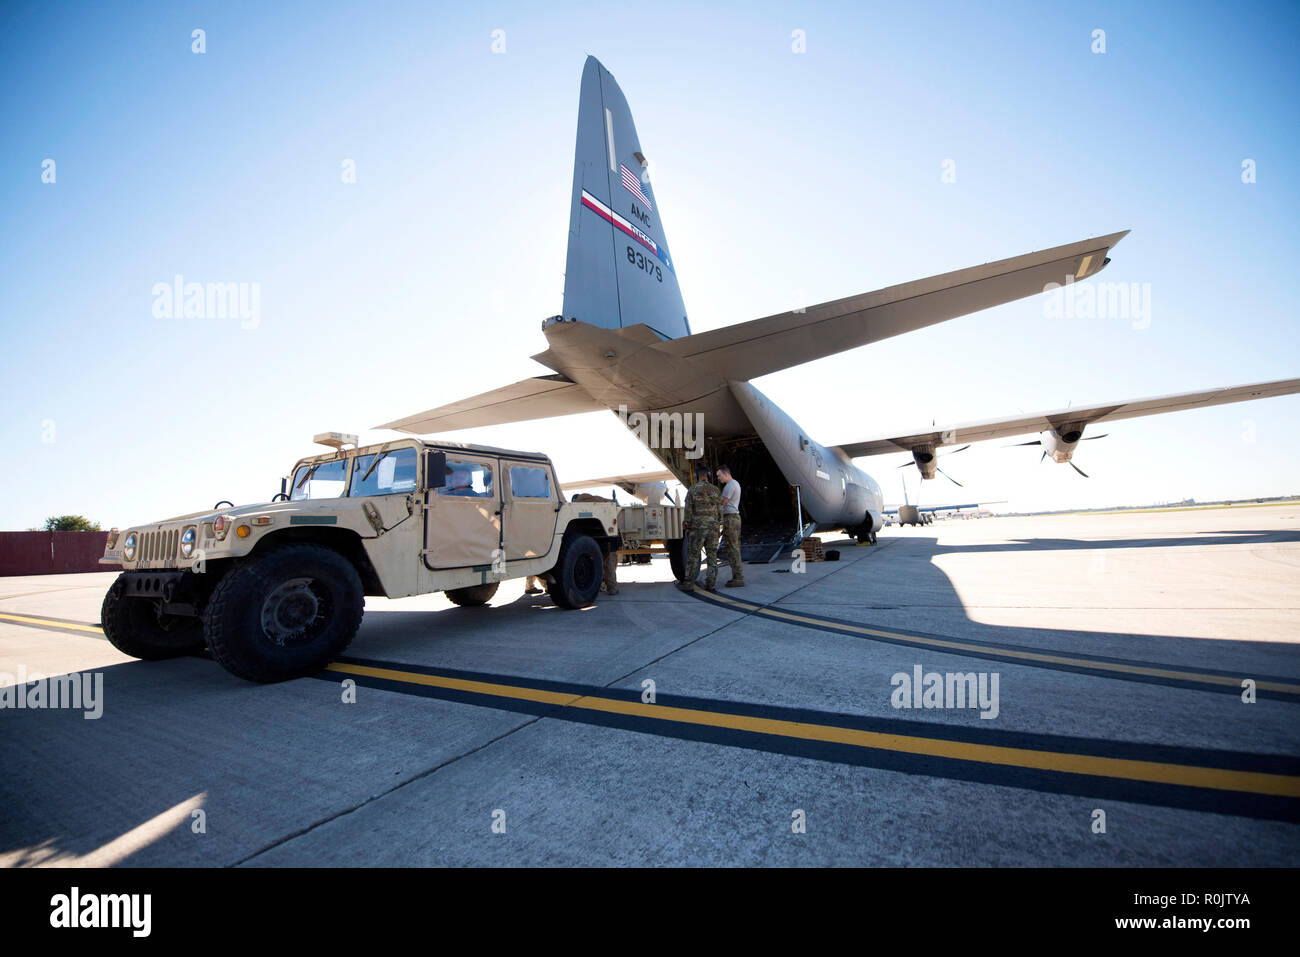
[
  {"x1": 721, "y1": 513, "x2": 744, "y2": 584},
  {"x1": 679, "y1": 480, "x2": 722, "y2": 591}
]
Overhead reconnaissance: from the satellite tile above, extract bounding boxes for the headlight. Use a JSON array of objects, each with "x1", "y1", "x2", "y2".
[
  {"x1": 105, "y1": 528, "x2": 119, "y2": 549},
  {"x1": 213, "y1": 515, "x2": 230, "y2": 540},
  {"x1": 180, "y1": 527, "x2": 196, "y2": 558},
  {"x1": 123, "y1": 533, "x2": 137, "y2": 561}
]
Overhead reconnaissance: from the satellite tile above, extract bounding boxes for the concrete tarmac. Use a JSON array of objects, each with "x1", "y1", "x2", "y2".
[{"x1": 1, "y1": 505, "x2": 1297, "y2": 866}]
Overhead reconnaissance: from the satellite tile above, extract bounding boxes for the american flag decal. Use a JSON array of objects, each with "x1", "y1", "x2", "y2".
[{"x1": 620, "y1": 163, "x2": 653, "y2": 210}]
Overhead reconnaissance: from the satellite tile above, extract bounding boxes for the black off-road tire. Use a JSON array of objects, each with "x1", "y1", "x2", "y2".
[
  {"x1": 667, "y1": 537, "x2": 687, "y2": 582},
  {"x1": 546, "y1": 535, "x2": 603, "y2": 609},
  {"x1": 100, "y1": 573, "x2": 205, "y2": 660},
  {"x1": 202, "y1": 544, "x2": 364, "y2": 683},
  {"x1": 445, "y1": 582, "x2": 500, "y2": 607}
]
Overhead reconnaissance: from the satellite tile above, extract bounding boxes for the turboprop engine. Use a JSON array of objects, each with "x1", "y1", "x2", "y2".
[{"x1": 1009, "y1": 422, "x2": 1107, "y2": 477}]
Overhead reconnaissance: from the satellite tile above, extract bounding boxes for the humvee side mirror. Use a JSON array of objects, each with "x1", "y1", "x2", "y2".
[{"x1": 425, "y1": 450, "x2": 447, "y2": 489}]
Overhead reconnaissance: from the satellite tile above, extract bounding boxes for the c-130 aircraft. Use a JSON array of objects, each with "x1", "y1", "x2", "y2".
[{"x1": 381, "y1": 56, "x2": 1300, "y2": 561}]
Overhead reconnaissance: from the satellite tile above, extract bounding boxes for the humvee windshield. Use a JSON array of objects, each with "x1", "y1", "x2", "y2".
[
  {"x1": 290, "y1": 458, "x2": 347, "y2": 501},
  {"x1": 350, "y1": 447, "x2": 418, "y2": 496}
]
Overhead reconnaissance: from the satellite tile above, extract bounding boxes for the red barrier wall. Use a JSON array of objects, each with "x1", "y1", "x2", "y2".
[{"x1": 0, "y1": 531, "x2": 121, "y2": 576}]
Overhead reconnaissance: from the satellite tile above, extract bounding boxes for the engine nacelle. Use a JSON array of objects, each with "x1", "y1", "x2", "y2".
[
  {"x1": 611, "y1": 481, "x2": 671, "y2": 505},
  {"x1": 632, "y1": 481, "x2": 670, "y2": 505},
  {"x1": 1042, "y1": 423, "x2": 1086, "y2": 463},
  {"x1": 911, "y1": 446, "x2": 938, "y2": 480},
  {"x1": 864, "y1": 509, "x2": 883, "y2": 534}
]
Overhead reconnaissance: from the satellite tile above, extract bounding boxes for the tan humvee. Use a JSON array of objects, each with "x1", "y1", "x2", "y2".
[{"x1": 99, "y1": 435, "x2": 624, "y2": 682}]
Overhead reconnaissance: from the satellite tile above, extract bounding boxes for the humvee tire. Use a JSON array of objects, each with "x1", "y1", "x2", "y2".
[
  {"x1": 202, "y1": 543, "x2": 364, "y2": 682},
  {"x1": 101, "y1": 573, "x2": 205, "y2": 660},
  {"x1": 667, "y1": 537, "x2": 686, "y2": 582},
  {"x1": 445, "y1": 582, "x2": 500, "y2": 607},
  {"x1": 547, "y1": 534, "x2": 603, "y2": 608}
]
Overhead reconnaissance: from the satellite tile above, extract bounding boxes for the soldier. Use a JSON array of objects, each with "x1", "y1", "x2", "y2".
[
  {"x1": 572, "y1": 491, "x2": 621, "y2": 595},
  {"x1": 601, "y1": 548, "x2": 620, "y2": 595},
  {"x1": 716, "y1": 465, "x2": 744, "y2": 587},
  {"x1": 677, "y1": 468, "x2": 723, "y2": 592}
]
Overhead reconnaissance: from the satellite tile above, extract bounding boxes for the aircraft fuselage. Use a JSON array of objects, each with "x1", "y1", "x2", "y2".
[{"x1": 535, "y1": 318, "x2": 884, "y2": 535}]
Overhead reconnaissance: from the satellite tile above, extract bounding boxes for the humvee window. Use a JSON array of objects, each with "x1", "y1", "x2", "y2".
[
  {"x1": 509, "y1": 466, "x2": 551, "y2": 498},
  {"x1": 290, "y1": 459, "x2": 347, "y2": 501},
  {"x1": 350, "y1": 447, "x2": 418, "y2": 497},
  {"x1": 438, "y1": 460, "x2": 493, "y2": 497}
]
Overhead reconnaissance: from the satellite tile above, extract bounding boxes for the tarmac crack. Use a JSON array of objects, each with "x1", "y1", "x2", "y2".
[{"x1": 229, "y1": 713, "x2": 550, "y2": 867}]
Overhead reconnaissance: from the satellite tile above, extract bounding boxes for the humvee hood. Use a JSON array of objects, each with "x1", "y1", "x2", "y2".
[{"x1": 147, "y1": 500, "x2": 337, "y2": 527}]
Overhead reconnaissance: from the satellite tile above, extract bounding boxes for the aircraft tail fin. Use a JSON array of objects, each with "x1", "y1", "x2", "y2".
[{"x1": 562, "y1": 57, "x2": 690, "y2": 341}]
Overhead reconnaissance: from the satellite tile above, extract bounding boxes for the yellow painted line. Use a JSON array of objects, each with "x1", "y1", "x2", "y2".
[
  {"x1": 10, "y1": 605, "x2": 1297, "y2": 797},
  {"x1": 327, "y1": 661, "x2": 1300, "y2": 799},
  {"x1": 695, "y1": 591, "x2": 1300, "y2": 696},
  {"x1": 0, "y1": 612, "x2": 104, "y2": 635}
]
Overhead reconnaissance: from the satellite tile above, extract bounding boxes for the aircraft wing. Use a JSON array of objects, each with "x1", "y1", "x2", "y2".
[
  {"x1": 658, "y1": 231, "x2": 1129, "y2": 381},
  {"x1": 835, "y1": 377, "x2": 1300, "y2": 458},
  {"x1": 377, "y1": 374, "x2": 605, "y2": 434},
  {"x1": 561, "y1": 468, "x2": 677, "y2": 491}
]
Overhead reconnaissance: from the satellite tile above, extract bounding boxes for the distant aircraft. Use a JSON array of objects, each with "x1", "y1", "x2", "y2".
[{"x1": 381, "y1": 56, "x2": 1300, "y2": 561}]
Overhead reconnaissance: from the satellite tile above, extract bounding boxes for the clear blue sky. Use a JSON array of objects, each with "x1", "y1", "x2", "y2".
[{"x1": 3, "y1": 0, "x2": 1298, "y2": 528}]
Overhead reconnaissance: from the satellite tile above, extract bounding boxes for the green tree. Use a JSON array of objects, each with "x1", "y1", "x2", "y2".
[{"x1": 43, "y1": 515, "x2": 101, "y2": 532}]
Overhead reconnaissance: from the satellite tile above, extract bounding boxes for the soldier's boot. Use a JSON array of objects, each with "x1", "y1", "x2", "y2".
[
  {"x1": 725, "y1": 578, "x2": 745, "y2": 587},
  {"x1": 675, "y1": 581, "x2": 695, "y2": 593}
]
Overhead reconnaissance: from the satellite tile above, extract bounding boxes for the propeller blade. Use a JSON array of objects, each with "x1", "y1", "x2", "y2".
[
  {"x1": 1040, "y1": 450, "x2": 1047, "y2": 463},
  {"x1": 1083, "y1": 434, "x2": 1108, "y2": 440},
  {"x1": 1069, "y1": 461, "x2": 1090, "y2": 478},
  {"x1": 944, "y1": 444, "x2": 971, "y2": 455},
  {"x1": 937, "y1": 468, "x2": 964, "y2": 488},
  {"x1": 896, "y1": 461, "x2": 914, "y2": 469},
  {"x1": 1009, "y1": 439, "x2": 1042, "y2": 447}
]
